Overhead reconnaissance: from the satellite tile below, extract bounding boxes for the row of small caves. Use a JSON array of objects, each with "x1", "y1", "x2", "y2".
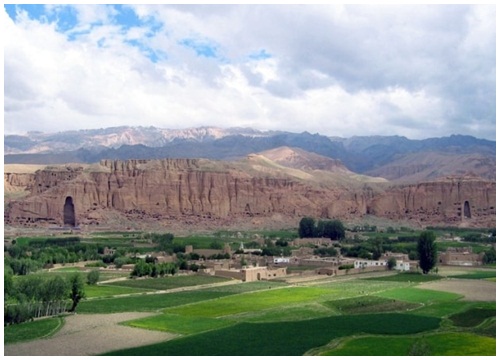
[{"x1": 62, "y1": 196, "x2": 474, "y2": 227}]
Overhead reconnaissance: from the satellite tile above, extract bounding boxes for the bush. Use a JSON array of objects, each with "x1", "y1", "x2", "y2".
[
  {"x1": 84, "y1": 261, "x2": 106, "y2": 268},
  {"x1": 4, "y1": 302, "x2": 37, "y2": 326},
  {"x1": 338, "y1": 264, "x2": 354, "y2": 270},
  {"x1": 87, "y1": 270, "x2": 100, "y2": 285}
]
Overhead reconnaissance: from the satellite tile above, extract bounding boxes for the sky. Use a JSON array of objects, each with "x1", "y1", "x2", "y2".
[{"x1": 3, "y1": 4, "x2": 497, "y2": 140}]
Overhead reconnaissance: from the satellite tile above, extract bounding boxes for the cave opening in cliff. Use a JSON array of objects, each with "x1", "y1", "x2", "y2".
[
  {"x1": 464, "y1": 201, "x2": 471, "y2": 219},
  {"x1": 63, "y1": 196, "x2": 76, "y2": 227}
]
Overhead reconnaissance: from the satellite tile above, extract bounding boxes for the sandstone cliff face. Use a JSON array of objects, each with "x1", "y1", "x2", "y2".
[
  {"x1": 4, "y1": 159, "x2": 496, "y2": 228},
  {"x1": 4, "y1": 173, "x2": 36, "y2": 188},
  {"x1": 368, "y1": 177, "x2": 496, "y2": 226}
]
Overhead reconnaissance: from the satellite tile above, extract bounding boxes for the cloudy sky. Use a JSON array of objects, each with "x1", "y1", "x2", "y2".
[{"x1": 3, "y1": 4, "x2": 496, "y2": 140}]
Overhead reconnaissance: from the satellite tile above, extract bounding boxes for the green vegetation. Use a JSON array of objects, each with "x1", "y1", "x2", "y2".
[
  {"x1": 417, "y1": 231, "x2": 437, "y2": 274},
  {"x1": 366, "y1": 273, "x2": 442, "y2": 282},
  {"x1": 86, "y1": 269, "x2": 100, "y2": 285},
  {"x1": 104, "y1": 313, "x2": 440, "y2": 356},
  {"x1": 449, "y1": 307, "x2": 496, "y2": 327},
  {"x1": 84, "y1": 284, "x2": 146, "y2": 298},
  {"x1": 410, "y1": 301, "x2": 481, "y2": 318},
  {"x1": 5, "y1": 227, "x2": 496, "y2": 356},
  {"x1": 378, "y1": 287, "x2": 461, "y2": 304},
  {"x1": 125, "y1": 313, "x2": 235, "y2": 335},
  {"x1": 69, "y1": 273, "x2": 85, "y2": 312},
  {"x1": 323, "y1": 295, "x2": 420, "y2": 314},
  {"x1": 5, "y1": 274, "x2": 76, "y2": 325},
  {"x1": 77, "y1": 290, "x2": 236, "y2": 313},
  {"x1": 4, "y1": 317, "x2": 63, "y2": 344},
  {"x1": 320, "y1": 332, "x2": 495, "y2": 356},
  {"x1": 299, "y1": 217, "x2": 345, "y2": 240},
  {"x1": 229, "y1": 303, "x2": 335, "y2": 323},
  {"x1": 109, "y1": 275, "x2": 230, "y2": 291},
  {"x1": 448, "y1": 271, "x2": 496, "y2": 280},
  {"x1": 167, "y1": 287, "x2": 332, "y2": 318}
]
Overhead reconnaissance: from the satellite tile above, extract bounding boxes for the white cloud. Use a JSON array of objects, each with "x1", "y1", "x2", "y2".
[{"x1": 3, "y1": 4, "x2": 496, "y2": 140}]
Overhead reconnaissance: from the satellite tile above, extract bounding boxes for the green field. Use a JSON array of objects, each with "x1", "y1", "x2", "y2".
[
  {"x1": 377, "y1": 287, "x2": 461, "y2": 304},
  {"x1": 109, "y1": 275, "x2": 230, "y2": 291},
  {"x1": 449, "y1": 307, "x2": 496, "y2": 327},
  {"x1": 105, "y1": 313, "x2": 440, "y2": 356},
  {"x1": 125, "y1": 313, "x2": 235, "y2": 334},
  {"x1": 6, "y1": 270, "x2": 496, "y2": 356},
  {"x1": 366, "y1": 273, "x2": 442, "y2": 282},
  {"x1": 320, "y1": 332, "x2": 495, "y2": 356},
  {"x1": 77, "y1": 290, "x2": 237, "y2": 313},
  {"x1": 5, "y1": 227, "x2": 496, "y2": 356},
  {"x1": 4, "y1": 317, "x2": 63, "y2": 344},
  {"x1": 84, "y1": 284, "x2": 146, "y2": 298},
  {"x1": 324, "y1": 295, "x2": 421, "y2": 314},
  {"x1": 166, "y1": 286, "x2": 332, "y2": 318},
  {"x1": 448, "y1": 271, "x2": 496, "y2": 280}
]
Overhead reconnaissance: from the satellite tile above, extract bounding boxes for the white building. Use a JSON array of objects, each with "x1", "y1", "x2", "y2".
[
  {"x1": 354, "y1": 259, "x2": 410, "y2": 271},
  {"x1": 273, "y1": 257, "x2": 290, "y2": 264},
  {"x1": 354, "y1": 259, "x2": 387, "y2": 269}
]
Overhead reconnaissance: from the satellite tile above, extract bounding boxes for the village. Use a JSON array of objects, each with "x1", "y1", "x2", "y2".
[{"x1": 87, "y1": 232, "x2": 487, "y2": 283}]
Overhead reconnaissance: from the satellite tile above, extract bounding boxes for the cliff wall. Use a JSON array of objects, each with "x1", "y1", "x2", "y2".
[
  {"x1": 4, "y1": 159, "x2": 495, "y2": 228},
  {"x1": 368, "y1": 177, "x2": 496, "y2": 226}
]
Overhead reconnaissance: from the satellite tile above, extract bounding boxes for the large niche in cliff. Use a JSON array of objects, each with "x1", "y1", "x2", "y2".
[
  {"x1": 464, "y1": 200, "x2": 471, "y2": 219},
  {"x1": 63, "y1": 196, "x2": 76, "y2": 227}
]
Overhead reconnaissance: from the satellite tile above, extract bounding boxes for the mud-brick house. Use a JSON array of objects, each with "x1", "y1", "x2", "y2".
[
  {"x1": 439, "y1": 247, "x2": 484, "y2": 266},
  {"x1": 215, "y1": 266, "x2": 287, "y2": 282}
]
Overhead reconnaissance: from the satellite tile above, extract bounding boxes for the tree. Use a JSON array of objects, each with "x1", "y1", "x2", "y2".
[
  {"x1": 132, "y1": 260, "x2": 151, "y2": 277},
  {"x1": 370, "y1": 238, "x2": 383, "y2": 260},
  {"x1": 69, "y1": 274, "x2": 85, "y2": 312},
  {"x1": 417, "y1": 231, "x2": 437, "y2": 274},
  {"x1": 387, "y1": 257, "x2": 397, "y2": 270},
  {"x1": 323, "y1": 220, "x2": 345, "y2": 240},
  {"x1": 87, "y1": 269, "x2": 100, "y2": 285},
  {"x1": 298, "y1": 217, "x2": 315, "y2": 238},
  {"x1": 483, "y1": 248, "x2": 496, "y2": 264},
  {"x1": 4, "y1": 271, "x2": 14, "y2": 300}
]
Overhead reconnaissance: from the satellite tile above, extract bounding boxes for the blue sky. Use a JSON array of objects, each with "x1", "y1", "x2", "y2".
[{"x1": 3, "y1": 4, "x2": 496, "y2": 140}]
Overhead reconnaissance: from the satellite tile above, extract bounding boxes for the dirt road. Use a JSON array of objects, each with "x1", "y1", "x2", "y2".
[{"x1": 4, "y1": 312, "x2": 176, "y2": 356}]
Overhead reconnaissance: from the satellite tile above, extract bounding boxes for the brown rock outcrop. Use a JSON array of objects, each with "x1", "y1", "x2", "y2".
[
  {"x1": 4, "y1": 159, "x2": 496, "y2": 228},
  {"x1": 368, "y1": 176, "x2": 496, "y2": 227}
]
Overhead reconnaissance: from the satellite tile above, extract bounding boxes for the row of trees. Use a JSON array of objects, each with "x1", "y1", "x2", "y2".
[
  {"x1": 4, "y1": 272, "x2": 85, "y2": 325},
  {"x1": 298, "y1": 217, "x2": 345, "y2": 240},
  {"x1": 131, "y1": 259, "x2": 178, "y2": 278}
]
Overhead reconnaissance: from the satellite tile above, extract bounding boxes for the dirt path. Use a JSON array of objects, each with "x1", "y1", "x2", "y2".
[{"x1": 4, "y1": 312, "x2": 177, "y2": 356}]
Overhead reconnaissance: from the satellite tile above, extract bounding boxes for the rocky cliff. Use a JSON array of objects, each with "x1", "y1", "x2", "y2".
[
  {"x1": 4, "y1": 159, "x2": 496, "y2": 228},
  {"x1": 368, "y1": 177, "x2": 496, "y2": 227}
]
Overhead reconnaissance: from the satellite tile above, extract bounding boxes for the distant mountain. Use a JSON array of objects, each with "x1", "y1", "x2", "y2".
[
  {"x1": 257, "y1": 146, "x2": 350, "y2": 173},
  {"x1": 4, "y1": 126, "x2": 495, "y2": 182},
  {"x1": 4, "y1": 126, "x2": 281, "y2": 154}
]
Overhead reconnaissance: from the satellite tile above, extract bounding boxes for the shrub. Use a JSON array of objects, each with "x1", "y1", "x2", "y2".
[{"x1": 87, "y1": 269, "x2": 100, "y2": 285}]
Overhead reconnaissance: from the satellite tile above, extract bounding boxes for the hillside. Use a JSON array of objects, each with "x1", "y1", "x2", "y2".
[{"x1": 4, "y1": 127, "x2": 495, "y2": 183}]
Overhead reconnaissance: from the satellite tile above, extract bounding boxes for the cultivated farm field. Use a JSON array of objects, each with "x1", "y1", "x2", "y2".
[{"x1": 5, "y1": 267, "x2": 496, "y2": 356}]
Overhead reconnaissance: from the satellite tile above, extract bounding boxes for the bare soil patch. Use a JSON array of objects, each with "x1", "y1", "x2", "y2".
[
  {"x1": 4, "y1": 312, "x2": 176, "y2": 356},
  {"x1": 417, "y1": 278, "x2": 496, "y2": 301}
]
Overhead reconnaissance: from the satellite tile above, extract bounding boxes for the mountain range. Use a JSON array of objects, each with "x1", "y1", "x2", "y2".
[{"x1": 4, "y1": 126, "x2": 495, "y2": 183}]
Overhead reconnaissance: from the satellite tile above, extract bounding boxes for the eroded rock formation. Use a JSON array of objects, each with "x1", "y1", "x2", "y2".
[
  {"x1": 4, "y1": 159, "x2": 496, "y2": 228},
  {"x1": 367, "y1": 177, "x2": 496, "y2": 227}
]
